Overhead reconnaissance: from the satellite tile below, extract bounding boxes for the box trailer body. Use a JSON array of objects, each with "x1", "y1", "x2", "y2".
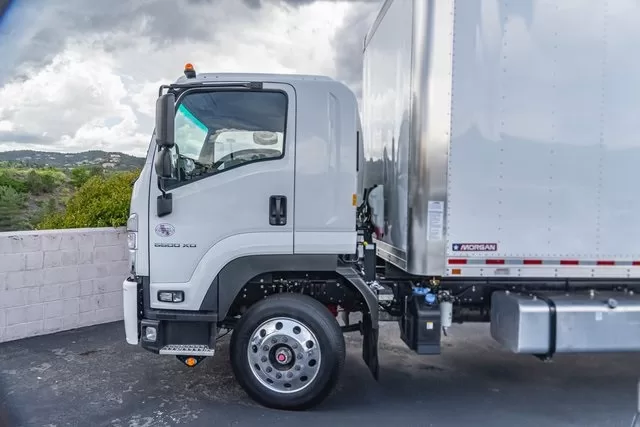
[{"x1": 361, "y1": 0, "x2": 640, "y2": 279}]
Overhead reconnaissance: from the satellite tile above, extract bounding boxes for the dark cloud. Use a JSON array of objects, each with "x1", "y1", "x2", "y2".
[
  {"x1": 330, "y1": 0, "x2": 381, "y2": 100},
  {"x1": 0, "y1": 0, "x2": 11, "y2": 22},
  {"x1": 192, "y1": 0, "x2": 379, "y2": 9},
  {"x1": 1, "y1": 0, "x2": 243, "y2": 81},
  {"x1": 0, "y1": 130, "x2": 53, "y2": 144},
  {"x1": 2, "y1": 0, "x2": 382, "y2": 85}
]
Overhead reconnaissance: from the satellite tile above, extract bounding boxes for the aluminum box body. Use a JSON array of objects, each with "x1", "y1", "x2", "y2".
[
  {"x1": 491, "y1": 291, "x2": 640, "y2": 354},
  {"x1": 361, "y1": 0, "x2": 640, "y2": 278}
]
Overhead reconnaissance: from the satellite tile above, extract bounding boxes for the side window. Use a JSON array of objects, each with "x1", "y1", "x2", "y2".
[{"x1": 167, "y1": 90, "x2": 287, "y2": 187}]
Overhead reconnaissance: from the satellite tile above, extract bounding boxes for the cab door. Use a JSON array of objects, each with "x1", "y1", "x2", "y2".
[{"x1": 147, "y1": 83, "x2": 296, "y2": 311}]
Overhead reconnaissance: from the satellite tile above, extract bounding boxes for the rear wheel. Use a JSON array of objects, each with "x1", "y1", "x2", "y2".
[{"x1": 230, "y1": 293, "x2": 345, "y2": 410}]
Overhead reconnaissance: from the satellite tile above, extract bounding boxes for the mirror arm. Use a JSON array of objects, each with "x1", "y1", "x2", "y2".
[
  {"x1": 158, "y1": 176, "x2": 167, "y2": 197},
  {"x1": 155, "y1": 145, "x2": 168, "y2": 197}
]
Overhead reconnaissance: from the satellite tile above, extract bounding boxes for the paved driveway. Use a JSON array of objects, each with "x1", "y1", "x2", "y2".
[{"x1": 1, "y1": 320, "x2": 640, "y2": 427}]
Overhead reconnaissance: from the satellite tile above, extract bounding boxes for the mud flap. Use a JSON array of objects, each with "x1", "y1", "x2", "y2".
[{"x1": 362, "y1": 312, "x2": 379, "y2": 380}]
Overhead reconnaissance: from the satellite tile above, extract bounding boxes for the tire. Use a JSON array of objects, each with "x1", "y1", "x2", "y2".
[{"x1": 230, "y1": 293, "x2": 346, "y2": 410}]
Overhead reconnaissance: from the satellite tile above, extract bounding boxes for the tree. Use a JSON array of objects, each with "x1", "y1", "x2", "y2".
[
  {"x1": 0, "y1": 171, "x2": 27, "y2": 193},
  {"x1": 0, "y1": 186, "x2": 28, "y2": 231},
  {"x1": 37, "y1": 170, "x2": 140, "y2": 229}
]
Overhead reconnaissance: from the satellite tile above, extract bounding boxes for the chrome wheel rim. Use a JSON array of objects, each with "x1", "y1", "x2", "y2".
[{"x1": 246, "y1": 317, "x2": 322, "y2": 394}]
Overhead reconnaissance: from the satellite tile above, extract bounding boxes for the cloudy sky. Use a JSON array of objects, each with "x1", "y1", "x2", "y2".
[{"x1": 0, "y1": 0, "x2": 381, "y2": 156}]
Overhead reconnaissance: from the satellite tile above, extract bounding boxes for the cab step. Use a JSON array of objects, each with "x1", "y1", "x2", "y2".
[{"x1": 159, "y1": 344, "x2": 215, "y2": 356}]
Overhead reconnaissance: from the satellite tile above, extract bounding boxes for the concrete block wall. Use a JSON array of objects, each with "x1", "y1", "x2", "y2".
[{"x1": 0, "y1": 227, "x2": 128, "y2": 343}]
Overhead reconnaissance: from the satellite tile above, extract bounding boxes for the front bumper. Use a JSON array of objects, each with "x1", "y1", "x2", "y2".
[
  {"x1": 123, "y1": 278, "x2": 140, "y2": 345},
  {"x1": 123, "y1": 276, "x2": 219, "y2": 354}
]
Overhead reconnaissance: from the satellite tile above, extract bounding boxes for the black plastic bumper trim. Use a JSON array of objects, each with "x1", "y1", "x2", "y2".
[{"x1": 144, "y1": 309, "x2": 218, "y2": 322}]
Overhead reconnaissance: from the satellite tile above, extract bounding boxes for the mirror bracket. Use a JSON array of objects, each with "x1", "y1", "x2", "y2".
[{"x1": 157, "y1": 192, "x2": 173, "y2": 217}]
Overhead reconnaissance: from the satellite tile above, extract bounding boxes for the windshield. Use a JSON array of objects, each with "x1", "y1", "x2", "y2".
[
  {"x1": 174, "y1": 104, "x2": 209, "y2": 159},
  {"x1": 170, "y1": 90, "x2": 287, "y2": 181},
  {"x1": 200, "y1": 129, "x2": 284, "y2": 164}
]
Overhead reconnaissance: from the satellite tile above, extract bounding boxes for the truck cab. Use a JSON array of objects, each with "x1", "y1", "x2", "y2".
[{"x1": 123, "y1": 66, "x2": 376, "y2": 410}]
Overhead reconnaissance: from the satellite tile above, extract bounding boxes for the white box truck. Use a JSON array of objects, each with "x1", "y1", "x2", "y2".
[{"x1": 123, "y1": 0, "x2": 640, "y2": 411}]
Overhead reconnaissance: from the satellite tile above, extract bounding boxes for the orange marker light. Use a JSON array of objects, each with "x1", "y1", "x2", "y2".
[
  {"x1": 352, "y1": 194, "x2": 357, "y2": 206},
  {"x1": 184, "y1": 63, "x2": 196, "y2": 79},
  {"x1": 185, "y1": 357, "x2": 197, "y2": 367}
]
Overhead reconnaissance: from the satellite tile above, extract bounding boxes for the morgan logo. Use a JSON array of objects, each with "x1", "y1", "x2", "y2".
[
  {"x1": 452, "y1": 243, "x2": 497, "y2": 252},
  {"x1": 155, "y1": 223, "x2": 175, "y2": 237}
]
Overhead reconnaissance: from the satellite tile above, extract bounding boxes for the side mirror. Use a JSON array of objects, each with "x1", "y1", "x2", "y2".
[
  {"x1": 155, "y1": 93, "x2": 175, "y2": 147},
  {"x1": 154, "y1": 147, "x2": 173, "y2": 179}
]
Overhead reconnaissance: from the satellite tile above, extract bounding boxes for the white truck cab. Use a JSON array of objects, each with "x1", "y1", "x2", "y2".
[{"x1": 123, "y1": 66, "x2": 375, "y2": 410}]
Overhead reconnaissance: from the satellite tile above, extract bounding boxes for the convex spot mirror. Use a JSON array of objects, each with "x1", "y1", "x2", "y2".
[{"x1": 154, "y1": 147, "x2": 173, "y2": 179}]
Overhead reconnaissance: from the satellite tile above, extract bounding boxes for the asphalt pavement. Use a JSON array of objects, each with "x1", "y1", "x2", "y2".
[{"x1": 1, "y1": 320, "x2": 640, "y2": 427}]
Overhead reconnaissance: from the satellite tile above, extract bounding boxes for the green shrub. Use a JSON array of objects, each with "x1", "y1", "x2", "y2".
[
  {"x1": 24, "y1": 170, "x2": 56, "y2": 195},
  {"x1": 69, "y1": 166, "x2": 102, "y2": 188},
  {"x1": 29, "y1": 197, "x2": 60, "y2": 228},
  {"x1": 37, "y1": 170, "x2": 139, "y2": 229}
]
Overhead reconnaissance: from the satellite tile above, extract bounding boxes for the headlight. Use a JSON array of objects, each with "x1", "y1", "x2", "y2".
[
  {"x1": 127, "y1": 232, "x2": 137, "y2": 250},
  {"x1": 126, "y1": 213, "x2": 138, "y2": 273},
  {"x1": 127, "y1": 213, "x2": 138, "y2": 232}
]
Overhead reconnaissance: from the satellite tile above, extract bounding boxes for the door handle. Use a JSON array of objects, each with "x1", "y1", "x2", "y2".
[{"x1": 269, "y1": 195, "x2": 287, "y2": 226}]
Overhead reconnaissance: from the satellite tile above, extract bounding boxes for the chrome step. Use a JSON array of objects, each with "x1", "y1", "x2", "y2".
[{"x1": 159, "y1": 344, "x2": 215, "y2": 356}]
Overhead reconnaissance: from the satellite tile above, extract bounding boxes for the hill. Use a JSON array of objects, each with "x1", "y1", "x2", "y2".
[{"x1": 0, "y1": 150, "x2": 145, "y2": 170}]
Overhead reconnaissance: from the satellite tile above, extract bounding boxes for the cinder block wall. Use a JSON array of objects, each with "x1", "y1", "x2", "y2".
[{"x1": 0, "y1": 228, "x2": 128, "y2": 343}]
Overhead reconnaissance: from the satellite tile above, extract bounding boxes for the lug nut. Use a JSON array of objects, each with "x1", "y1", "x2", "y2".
[
  {"x1": 295, "y1": 365, "x2": 301, "y2": 371},
  {"x1": 266, "y1": 367, "x2": 272, "y2": 373},
  {"x1": 276, "y1": 373, "x2": 282, "y2": 379},
  {"x1": 271, "y1": 338, "x2": 277, "y2": 344},
  {"x1": 263, "y1": 346, "x2": 269, "y2": 351},
  {"x1": 261, "y1": 356, "x2": 267, "y2": 362},
  {"x1": 297, "y1": 353, "x2": 303, "y2": 360},
  {"x1": 282, "y1": 337, "x2": 288, "y2": 343},
  {"x1": 287, "y1": 372, "x2": 293, "y2": 378},
  {"x1": 292, "y1": 343, "x2": 298, "y2": 349}
]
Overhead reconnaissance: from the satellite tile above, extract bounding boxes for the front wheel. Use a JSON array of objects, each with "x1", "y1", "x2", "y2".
[{"x1": 230, "y1": 293, "x2": 346, "y2": 410}]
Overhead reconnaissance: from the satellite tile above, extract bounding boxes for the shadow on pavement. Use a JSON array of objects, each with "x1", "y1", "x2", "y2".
[{"x1": 1, "y1": 321, "x2": 640, "y2": 427}]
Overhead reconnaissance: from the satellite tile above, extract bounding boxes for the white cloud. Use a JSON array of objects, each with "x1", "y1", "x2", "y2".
[
  {"x1": 0, "y1": 0, "x2": 380, "y2": 156},
  {"x1": 0, "y1": 38, "x2": 149, "y2": 154}
]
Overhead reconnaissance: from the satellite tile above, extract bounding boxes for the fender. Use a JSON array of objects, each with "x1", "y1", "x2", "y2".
[
  {"x1": 201, "y1": 254, "x2": 338, "y2": 319},
  {"x1": 199, "y1": 255, "x2": 378, "y2": 326},
  {"x1": 199, "y1": 254, "x2": 380, "y2": 379},
  {"x1": 334, "y1": 265, "x2": 379, "y2": 327}
]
